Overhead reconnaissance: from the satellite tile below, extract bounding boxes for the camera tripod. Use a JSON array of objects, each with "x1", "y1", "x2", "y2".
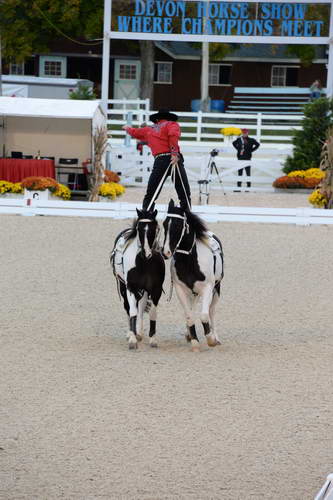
[{"x1": 198, "y1": 150, "x2": 225, "y2": 205}]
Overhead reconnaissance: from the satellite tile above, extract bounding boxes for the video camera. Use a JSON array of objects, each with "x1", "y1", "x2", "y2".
[{"x1": 210, "y1": 148, "x2": 220, "y2": 157}]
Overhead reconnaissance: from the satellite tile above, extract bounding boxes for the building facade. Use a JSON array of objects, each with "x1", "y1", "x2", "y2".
[{"x1": 3, "y1": 41, "x2": 328, "y2": 111}]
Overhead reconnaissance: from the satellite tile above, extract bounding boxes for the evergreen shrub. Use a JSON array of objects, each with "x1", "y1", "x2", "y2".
[{"x1": 283, "y1": 97, "x2": 333, "y2": 174}]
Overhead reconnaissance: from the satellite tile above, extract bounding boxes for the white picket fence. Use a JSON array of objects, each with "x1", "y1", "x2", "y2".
[
  {"x1": 106, "y1": 99, "x2": 296, "y2": 193},
  {"x1": 107, "y1": 99, "x2": 303, "y2": 144},
  {"x1": 1, "y1": 198, "x2": 332, "y2": 226},
  {"x1": 109, "y1": 146, "x2": 284, "y2": 192}
]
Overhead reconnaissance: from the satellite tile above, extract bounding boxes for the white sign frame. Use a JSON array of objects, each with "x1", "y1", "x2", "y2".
[{"x1": 101, "y1": 0, "x2": 333, "y2": 111}]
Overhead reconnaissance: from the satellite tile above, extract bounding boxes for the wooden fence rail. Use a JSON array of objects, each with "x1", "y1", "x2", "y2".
[
  {"x1": 106, "y1": 101, "x2": 303, "y2": 144},
  {"x1": 0, "y1": 198, "x2": 332, "y2": 226}
]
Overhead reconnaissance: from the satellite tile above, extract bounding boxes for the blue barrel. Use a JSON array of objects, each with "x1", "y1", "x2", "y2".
[
  {"x1": 211, "y1": 99, "x2": 225, "y2": 113},
  {"x1": 191, "y1": 99, "x2": 201, "y2": 112}
]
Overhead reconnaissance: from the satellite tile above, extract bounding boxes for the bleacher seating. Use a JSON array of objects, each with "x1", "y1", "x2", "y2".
[{"x1": 226, "y1": 87, "x2": 326, "y2": 115}]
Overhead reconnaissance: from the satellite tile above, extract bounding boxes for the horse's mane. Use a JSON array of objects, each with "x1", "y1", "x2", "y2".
[
  {"x1": 124, "y1": 218, "x2": 138, "y2": 242},
  {"x1": 185, "y1": 211, "x2": 207, "y2": 241}
]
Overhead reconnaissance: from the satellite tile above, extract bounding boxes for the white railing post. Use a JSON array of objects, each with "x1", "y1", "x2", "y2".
[
  {"x1": 145, "y1": 98, "x2": 150, "y2": 112},
  {"x1": 124, "y1": 111, "x2": 132, "y2": 147},
  {"x1": 197, "y1": 111, "x2": 202, "y2": 142},
  {"x1": 257, "y1": 113, "x2": 262, "y2": 143}
]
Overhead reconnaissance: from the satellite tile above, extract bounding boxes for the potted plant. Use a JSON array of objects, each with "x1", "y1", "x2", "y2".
[
  {"x1": 21, "y1": 177, "x2": 71, "y2": 200},
  {"x1": 309, "y1": 128, "x2": 333, "y2": 209},
  {"x1": 98, "y1": 182, "x2": 125, "y2": 201},
  {"x1": 0, "y1": 181, "x2": 24, "y2": 198},
  {"x1": 220, "y1": 126, "x2": 242, "y2": 146},
  {"x1": 104, "y1": 170, "x2": 120, "y2": 183},
  {"x1": 273, "y1": 168, "x2": 324, "y2": 193}
]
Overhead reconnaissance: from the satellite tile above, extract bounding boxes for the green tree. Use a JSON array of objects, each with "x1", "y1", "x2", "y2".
[
  {"x1": 0, "y1": 0, "x2": 101, "y2": 62},
  {"x1": 283, "y1": 98, "x2": 333, "y2": 174},
  {"x1": 0, "y1": 1, "x2": 157, "y2": 104}
]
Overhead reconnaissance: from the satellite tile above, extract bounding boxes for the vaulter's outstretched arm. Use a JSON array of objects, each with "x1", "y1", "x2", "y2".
[{"x1": 123, "y1": 125, "x2": 147, "y2": 141}]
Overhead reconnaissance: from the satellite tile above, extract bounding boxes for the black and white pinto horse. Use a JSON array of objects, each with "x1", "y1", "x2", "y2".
[
  {"x1": 111, "y1": 209, "x2": 165, "y2": 349},
  {"x1": 163, "y1": 200, "x2": 224, "y2": 352}
]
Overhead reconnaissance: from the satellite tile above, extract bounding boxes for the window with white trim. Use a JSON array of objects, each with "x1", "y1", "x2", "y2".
[
  {"x1": 39, "y1": 56, "x2": 67, "y2": 78},
  {"x1": 9, "y1": 62, "x2": 25, "y2": 75},
  {"x1": 271, "y1": 66, "x2": 298, "y2": 87},
  {"x1": 209, "y1": 64, "x2": 231, "y2": 86},
  {"x1": 154, "y1": 62, "x2": 172, "y2": 84}
]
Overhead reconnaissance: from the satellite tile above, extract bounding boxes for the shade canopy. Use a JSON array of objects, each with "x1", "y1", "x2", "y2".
[{"x1": 0, "y1": 96, "x2": 105, "y2": 120}]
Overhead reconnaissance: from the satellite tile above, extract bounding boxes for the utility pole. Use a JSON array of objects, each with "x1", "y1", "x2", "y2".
[
  {"x1": 101, "y1": 0, "x2": 112, "y2": 115},
  {"x1": 200, "y1": 41, "x2": 209, "y2": 111},
  {"x1": 200, "y1": 1, "x2": 210, "y2": 112},
  {"x1": 327, "y1": 0, "x2": 333, "y2": 98}
]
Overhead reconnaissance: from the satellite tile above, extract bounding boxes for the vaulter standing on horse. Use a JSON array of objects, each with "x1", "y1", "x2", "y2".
[{"x1": 123, "y1": 109, "x2": 191, "y2": 211}]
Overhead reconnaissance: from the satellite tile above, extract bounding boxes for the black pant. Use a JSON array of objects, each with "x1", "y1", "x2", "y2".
[
  {"x1": 237, "y1": 165, "x2": 251, "y2": 188},
  {"x1": 142, "y1": 154, "x2": 191, "y2": 211}
]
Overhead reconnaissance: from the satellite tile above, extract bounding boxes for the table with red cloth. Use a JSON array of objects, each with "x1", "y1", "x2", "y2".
[{"x1": 0, "y1": 158, "x2": 56, "y2": 183}]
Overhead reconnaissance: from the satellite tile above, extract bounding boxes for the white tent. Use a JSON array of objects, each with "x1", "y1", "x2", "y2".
[{"x1": 0, "y1": 97, "x2": 106, "y2": 165}]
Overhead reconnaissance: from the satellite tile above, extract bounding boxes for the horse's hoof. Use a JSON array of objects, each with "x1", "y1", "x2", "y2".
[
  {"x1": 208, "y1": 341, "x2": 218, "y2": 347},
  {"x1": 150, "y1": 340, "x2": 158, "y2": 348},
  {"x1": 206, "y1": 334, "x2": 218, "y2": 347},
  {"x1": 136, "y1": 333, "x2": 143, "y2": 342},
  {"x1": 128, "y1": 341, "x2": 138, "y2": 350},
  {"x1": 216, "y1": 340, "x2": 222, "y2": 346},
  {"x1": 185, "y1": 334, "x2": 191, "y2": 343}
]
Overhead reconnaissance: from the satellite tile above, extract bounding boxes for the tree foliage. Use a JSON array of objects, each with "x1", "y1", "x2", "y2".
[
  {"x1": 283, "y1": 98, "x2": 333, "y2": 174},
  {"x1": 0, "y1": 0, "x2": 104, "y2": 62}
]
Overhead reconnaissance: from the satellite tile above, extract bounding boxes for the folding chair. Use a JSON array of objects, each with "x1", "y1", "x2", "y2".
[{"x1": 56, "y1": 158, "x2": 79, "y2": 190}]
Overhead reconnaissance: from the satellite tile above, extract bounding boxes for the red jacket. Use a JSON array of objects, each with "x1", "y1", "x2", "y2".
[{"x1": 125, "y1": 120, "x2": 180, "y2": 157}]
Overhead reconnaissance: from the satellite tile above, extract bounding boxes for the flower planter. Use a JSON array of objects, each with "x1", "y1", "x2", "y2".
[
  {"x1": 0, "y1": 193, "x2": 23, "y2": 199},
  {"x1": 99, "y1": 196, "x2": 115, "y2": 202},
  {"x1": 24, "y1": 188, "x2": 52, "y2": 201},
  {"x1": 274, "y1": 188, "x2": 313, "y2": 194},
  {"x1": 223, "y1": 136, "x2": 234, "y2": 147}
]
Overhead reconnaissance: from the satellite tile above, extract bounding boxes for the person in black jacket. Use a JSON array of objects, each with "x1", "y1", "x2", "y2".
[{"x1": 232, "y1": 128, "x2": 260, "y2": 189}]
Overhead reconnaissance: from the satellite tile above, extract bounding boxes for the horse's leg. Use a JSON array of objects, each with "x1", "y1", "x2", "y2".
[
  {"x1": 126, "y1": 290, "x2": 138, "y2": 350},
  {"x1": 149, "y1": 284, "x2": 163, "y2": 348},
  {"x1": 209, "y1": 291, "x2": 221, "y2": 345},
  {"x1": 175, "y1": 283, "x2": 200, "y2": 352},
  {"x1": 185, "y1": 294, "x2": 199, "y2": 342},
  {"x1": 201, "y1": 285, "x2": 218, "y2": 347},
  {"x1": 136, "y1": 292, "x2": 147, "y2": 342},
  {"x1": 148, "y1": 303, "x2": 158, "y2": 348}
]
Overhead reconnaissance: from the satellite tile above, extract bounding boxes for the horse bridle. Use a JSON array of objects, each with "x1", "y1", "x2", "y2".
[
  {"x1": 137, "y1": 218, "x2": 160, "y2": 252},
  {"x1": 166, "y1": 213, "x2": 195, "y2": 256}
]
